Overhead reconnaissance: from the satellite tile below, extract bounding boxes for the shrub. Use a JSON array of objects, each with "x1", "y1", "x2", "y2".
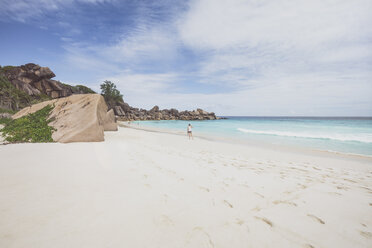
[
  {"x1": 0, "y1": 117, "x2": 11, "y2": 125},
  {"x1": 75, "y1": 85, "x2": 96, "y2": 94},
  {"x1": 1, "y1": 105, "x2": 56, "y2": 143},
  {"x1": 0, "y1": 108, "x2": 16, "y2": 114}
]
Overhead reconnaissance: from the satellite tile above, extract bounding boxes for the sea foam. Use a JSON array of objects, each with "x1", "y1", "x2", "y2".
[{"x1": 237, "y1": 128, "x2": 372, "y2": 143}]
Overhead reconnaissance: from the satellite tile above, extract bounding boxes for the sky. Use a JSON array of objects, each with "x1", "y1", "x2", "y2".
[{"x1": 0, "y1": 0, "x2": 371, "y2": 116}]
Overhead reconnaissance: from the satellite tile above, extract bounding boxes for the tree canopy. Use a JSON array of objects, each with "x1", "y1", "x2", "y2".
[{"x1": 100, "y1": 80, "x2": 123, "y2": 108}]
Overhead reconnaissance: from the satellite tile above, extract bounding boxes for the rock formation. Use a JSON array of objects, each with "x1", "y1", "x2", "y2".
[
  {"x1": 12, "y1": 94, "x2": 117, "y2": 143},
  {"x1": 113, "y1": 104, "x2": 219, "y2": 121},
  {"x1": 1, "y1": 63, "x2": 74, "y2": 98}
]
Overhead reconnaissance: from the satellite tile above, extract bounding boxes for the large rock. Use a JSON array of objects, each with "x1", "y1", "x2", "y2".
[
  {"x1": 2, "y1": 63, "x2": 73, "y2": 98},
  {"x1": 12, "y1": 94, "x2": 117, "y2": 143},
  {"x1": 103, "y1": 109, "x2": 118, "y2": 131},
  {"x1": 114, "y1": 106, "x2": 125, "y2": 116},
  {"x1": 149, "y1": 105, "x2": 159, "y2": 112}
]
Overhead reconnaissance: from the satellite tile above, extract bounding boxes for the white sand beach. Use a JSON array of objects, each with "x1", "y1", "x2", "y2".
[{"x1": 0, "y1": 125, "x2": 371, "y2": 248}]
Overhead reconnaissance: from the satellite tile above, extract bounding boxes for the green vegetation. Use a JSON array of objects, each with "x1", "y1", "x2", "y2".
[
  {"x1": 0, "y1": 73, "x2": 52, "y2": 112},
  {"x1": 30, "y1": 93, "x2": 52, "y2": 105},
  {"x1": 0, "y1": 117, "x2": 11, "y2": 125},
  {"x1": 0, "y1": 74, "x2": 32, "y2": 110},
  {"x1": 1, "y1": 105, "x2": 56, "y2": 143},
  {"x1": 0, "y1": 107, "x2": 16, "y2": 114},
  {"x1": 60, "y1": 82, "x2": 95, "y2": 94},
  {"x1": 75, "y1": 85, "x2": 96, "y2": 94},
  {"x1": 100, "y1": 80, "x2": 123, "y2": 108},
  {"x1": 0, "y1": 65, "x2": 15, "y2": 73}
]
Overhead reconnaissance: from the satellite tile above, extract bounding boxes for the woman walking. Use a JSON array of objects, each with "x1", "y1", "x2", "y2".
[{"x1": 187, "y1": 123, "x2": 193, "y2": 140}]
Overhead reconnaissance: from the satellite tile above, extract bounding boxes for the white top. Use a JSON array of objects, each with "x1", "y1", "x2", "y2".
[{"x1": 187, "y1": 126, "x2": 192, "y2": 132}]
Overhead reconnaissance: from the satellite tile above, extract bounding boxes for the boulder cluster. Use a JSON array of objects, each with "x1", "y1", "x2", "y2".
[
  {"x1": 1, "y1": 63, "x2": 75, "y2": 98},
  {"x1": 113, "y1": 104, "x2": 219, "y2": 121}
]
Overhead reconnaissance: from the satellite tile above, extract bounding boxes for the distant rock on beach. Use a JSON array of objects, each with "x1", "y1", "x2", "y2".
[
  {"x1": 113, "y1": 104, "x2": 219, "y2": 121},
  {"x1": 12, "y1": 94, "x2": 117, "y2": 143}
]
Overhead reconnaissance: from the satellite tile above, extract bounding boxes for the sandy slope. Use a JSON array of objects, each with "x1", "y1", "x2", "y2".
[{"x1": 0, "y1": 126, "x2": 371, "y2": 248}]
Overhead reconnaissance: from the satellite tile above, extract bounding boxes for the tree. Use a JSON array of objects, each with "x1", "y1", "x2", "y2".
[{"x1": 100, "y1": 80, "x2": 123, "y2": 108}]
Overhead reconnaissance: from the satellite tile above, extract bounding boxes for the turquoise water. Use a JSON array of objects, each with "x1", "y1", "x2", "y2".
[{"x1": 134, "y1": 117, "x2": 372, "y2": 156}]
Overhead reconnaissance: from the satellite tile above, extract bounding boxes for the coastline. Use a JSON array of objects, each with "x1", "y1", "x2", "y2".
[
  {"x1": 119, "y1": 121, "x2": 372, "y2": 163},
  {"x1": 0, "y1": 125, "x2": 371, "y2": 247}
]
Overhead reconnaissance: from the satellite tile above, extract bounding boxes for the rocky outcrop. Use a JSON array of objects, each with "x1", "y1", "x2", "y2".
[
  {"x1": 12, "y1": 94, "x2": 117, "y2": 143},
  {"x1": 2, "y1": 63, "x2": 74, "y2": 98},
  {"x1": 114, "y1": 104, "x2": 219, "y2": 121}
]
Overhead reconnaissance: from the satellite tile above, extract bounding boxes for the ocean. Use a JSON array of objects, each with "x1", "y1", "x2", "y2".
[{"x1": 133, "y1": 117, "x2": 372, "y2": 157}]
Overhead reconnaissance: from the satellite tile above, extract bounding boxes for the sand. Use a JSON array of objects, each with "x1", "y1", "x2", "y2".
[{"x1": 0, "y1": 124, "x2": 371, "y2": 248}]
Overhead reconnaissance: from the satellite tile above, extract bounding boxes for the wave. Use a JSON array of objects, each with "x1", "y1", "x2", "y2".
[{"x1": 237, "y1": 128, "x2": 372, "y2": 143}]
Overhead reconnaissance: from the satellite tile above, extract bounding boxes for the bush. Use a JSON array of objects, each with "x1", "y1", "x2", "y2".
[
  {"x1": 0, "y1": 65, "x2": 15, "y2": 73},
  {"x1": 1, "y1": 105, "x2": 56, "y2": 143},
  {"x1": 75, "y1": 85, "x2": 96, "y2": 94},
  {"x1": 0, "y1": 117, "x2": 11, "y2": 125},
  {"x1": 0, "y1": 108, "x2": 16, "y2": 114}
]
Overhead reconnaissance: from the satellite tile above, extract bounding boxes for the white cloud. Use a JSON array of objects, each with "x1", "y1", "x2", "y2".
[
  {"x1": 101, "y1": 26, "x2": 179, "y2": 64},
  {"x1": 9, "y1": 0, "x2": 370, "y2": 115},
  {"x1": 107, "y1": 71, "x2": 177, "y2": 95},
  {"x1": 179, "y1": 0, "x2": 372, "y2": 50},
  {"x1": 0, "y1": 0, "x2": 116, "y2": 22}
]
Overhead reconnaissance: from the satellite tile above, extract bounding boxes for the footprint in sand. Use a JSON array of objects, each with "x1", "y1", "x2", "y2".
[
  {"x1": 198, "y1": 186, "x2": 210, "y2": 192},
  {"x1": 254, "y1": 192, "x2": 265, "y2": 198},
  {"x1": 307, "y1": 214, "x2": 325, "y2": 224},
  {"x1": 186, "y1": 227, "x2": 215, "y2": 248},
  {"x1": 273, "y1": 200, "x2": 297, "y2": 207},
  {"x1": 154, "y1": 215, "x2": 174, "y2": 227},
  {"x1": 223, "y1": 200, "x2": 234, "y2": 208},
  {"x1": 251, "y1": 206, "x2": 262, "y2": 212},
  {"x1": 235, "y1": 218, "x2": 250, "y2": 232},
  {"x1": 239, "y1": 184, "x2": 250, "y2": 189},
  {"x1": 303, "y1": 244, "x2": 315, "y2": 248},
  {"x1": 254, "y1": 216, "x2": 273, "y2": 227},
  {"x1": 360, "y1": 231, "x2": 372, "y2": 239},
  {"x1": 297, "y1": 184, "x2": 307, "y2": 189},
  {"x1": 235, "y1": 218, "x2": 245, "y2": 226},
  {"x1": 336, "y1": 186, "x2": 349, "y2": 191}
]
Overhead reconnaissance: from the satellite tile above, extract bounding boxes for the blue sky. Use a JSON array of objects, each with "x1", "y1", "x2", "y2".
[{"x1": 0, "y1": 0, "x2": 371, "y2": 116}]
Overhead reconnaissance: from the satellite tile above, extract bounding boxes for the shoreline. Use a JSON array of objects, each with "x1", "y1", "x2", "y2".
[{"x1": 119, "y1": 121, "x2": 372, "y2": 163}]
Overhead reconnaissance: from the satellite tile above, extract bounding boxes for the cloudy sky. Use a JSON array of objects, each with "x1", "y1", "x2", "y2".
[{"x1": 0, "y1": 0, "x2": 371, "y2": 116}]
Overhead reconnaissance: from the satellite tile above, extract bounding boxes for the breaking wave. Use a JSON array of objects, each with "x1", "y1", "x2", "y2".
[{"x1": 237, "y1": 128, "x2": 372, "y2": 143}]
